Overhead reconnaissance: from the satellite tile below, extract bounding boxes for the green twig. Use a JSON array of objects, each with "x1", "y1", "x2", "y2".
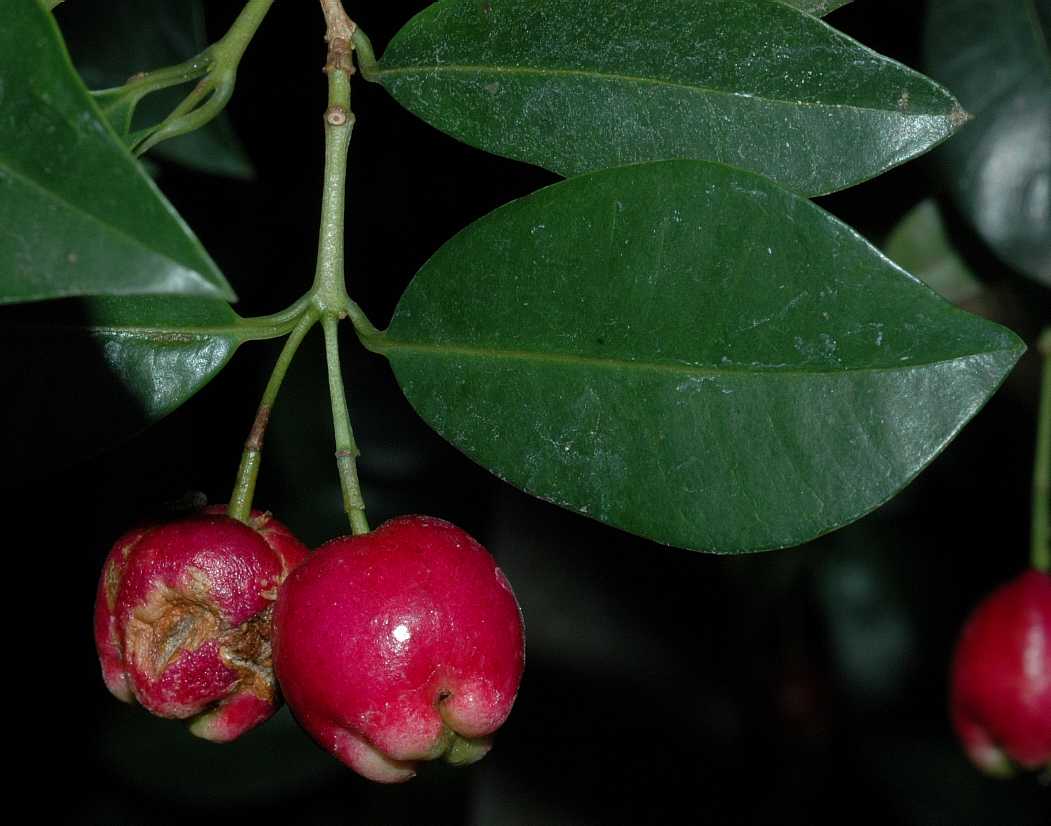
[
  {"x1": 134, "y1": 0, "x2": 275, "y2": 156},
  {"x1": 228, "y1": 309, "x2": 319, "y2": 524},
  {"x1": 1033, "y1": 329, "x2": 1051, "y2": 573},
  {"x1": 309, "y1": 65, "x2": 354, "y2": 315},
  {"x1": 111, "y1": 52, "x2": 214, "y2": 101},
  {"x1": 311, "y1": 0, "x2": 370, "y2": 535}
]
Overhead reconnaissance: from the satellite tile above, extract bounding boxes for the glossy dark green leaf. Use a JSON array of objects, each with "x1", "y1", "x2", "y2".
[
  {"x1": 924, "y1": 0, "x2": 1051, "y2": 284},
  {"x1": 0, "y1": 294, "x2": 259, "y2": 473},
  {"x1": 375, "y1": 0, "x2": 966, "y2": 196},
  {"x1": 781, "y1": 0, "x2": 852, "y2": 15},
  {"x1": 369, "y1": 161, "x2": 1023, "y2": 553},
  {"x1": 884, "y1": 199, "x2": 982, "y2": 305},
  {"x1": 0, "y1": 2, "x2": 235, "y2": 304},
  {"x1": 57, "y1": 0, "x2": 254, "y2": 179}
]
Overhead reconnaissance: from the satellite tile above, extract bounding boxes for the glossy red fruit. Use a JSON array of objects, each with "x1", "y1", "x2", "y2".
[
  {"x1": 94, "y1": 507, "x2": 309, "y2": 742},
  {"x1": 273, "y1": 515, "x2": 525, "y2": 783},
  {"x1": 950, "y1": 569, "x2": 1051, "y2": 775}
]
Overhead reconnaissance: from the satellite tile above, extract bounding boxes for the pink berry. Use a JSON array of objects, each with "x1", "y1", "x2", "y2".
[
  {"x1": 93, "y1": 507, "x2": 309, "y2": 742},
  {"x1": 950, "y1": 569, "x2": 1051, "y2": 775},
  {"x1": 273, "y1": 515, "x2": 525, "y2": 783}
]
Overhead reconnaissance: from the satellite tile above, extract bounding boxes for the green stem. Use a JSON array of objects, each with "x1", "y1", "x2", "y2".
[
  {"x1": 119, "y1": 53, "x2": 214, "y2": 100},
  {"x1": 228, "y1": 309, "x2": 319, "y2": 524},
  {"x1": 135, "y1": 0, "x2": 274, "y2": 156},
  {"x1": 1033, "y1": 329, "x2": 1051, "y2": 573},
  {"x1": 323, "y1": 315, "x2": 370, "y2": 535},
  {"x1": 346, "y1": 298, "x2": 381, "y2": 339},
  {"x1": 310, "y1": 66, "x2": 354, "y2": 315},
  {"x1": 310, "y1": 0, "x2": 369, "y2": 535},
  {"x1": 239, "y1": 293, "x2": 314, "y2": 329},
  {"x1": 351, "y1": 27, "x2": 379, "y2": 79},
  {"x1": 212, "y1": 0, "x2": 275, "y2": 66}
]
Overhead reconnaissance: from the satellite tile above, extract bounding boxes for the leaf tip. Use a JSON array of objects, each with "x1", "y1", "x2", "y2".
[
  {"x1": 949, "y1": 103, "x2": 973, "y2": 130},
  {"x1": 198, "y1": 276, "x2": 238, "y2": 305}
]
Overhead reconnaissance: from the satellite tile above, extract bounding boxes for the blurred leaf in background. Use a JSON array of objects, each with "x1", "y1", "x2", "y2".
[
  {"x1": 924, "y1": 0, "x2": 1051, "y2": 285},
  {"x1": 885, "y1": 198, "x2": 984, "y2": 305}
]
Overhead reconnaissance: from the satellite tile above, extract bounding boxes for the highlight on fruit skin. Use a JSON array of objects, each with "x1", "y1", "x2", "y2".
[
  {"x1": 94, "y1": 507, "x2": 309, "y2": 742},
  {"x1": 949, "y1": 569, "x2": 1051, "y2": 776},
  {"x1": 273, "y1": 515, "x2": 526, "y2": 783}
]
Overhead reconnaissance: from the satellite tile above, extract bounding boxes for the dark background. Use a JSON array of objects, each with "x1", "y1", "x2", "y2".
[{"x1": 14, "y1": 1, "x2": 1050, "y2": 823}]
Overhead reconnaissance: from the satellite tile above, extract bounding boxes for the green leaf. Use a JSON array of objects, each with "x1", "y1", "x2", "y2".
[
  {"x1": 884, "y1": 199, "x2": 983, "y2": 305},
  {"x1": 0, "y1": 1, "x2": 235, "y2": 304},
  {"x1": 375, "y1": 0, "x2": 966, "y2": 196},
  {"x1": 924, "y1": 0, "x2": 1051, "y2": 285},
  {"x1": 90, "y1": 87, "x2": 138, "y2": 143},
  {"x1": 56, "y1": 0, "x2": 254, "y2": 179},
  {"x1": 781, "y1": 0, "x2": 852, "y2": 15},
  {"x1": 369, "y1": 161, "x2": 1023, "y2": 553},
  {"x1": 0, "y1": 295, "x2": 255, "y2": 474}
]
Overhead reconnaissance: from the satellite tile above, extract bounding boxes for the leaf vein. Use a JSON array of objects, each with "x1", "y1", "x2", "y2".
[
  {"x1": 377, "y1": 337, "x2": 1014, "y2": 378},
  {"x1": 376, "y1": 62, "x2": 952, "y2": 118}
]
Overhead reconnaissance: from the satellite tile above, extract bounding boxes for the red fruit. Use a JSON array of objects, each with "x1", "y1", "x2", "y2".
[
  {"x1": 273, "y1": 515, "x2": 525, "y2": 783},
  {"x1": 950, "y1": 569, "x2": 1051, "y2": 775},
  {"x1": 94, "y1": 507, "x2": 309, "y2": 742}
]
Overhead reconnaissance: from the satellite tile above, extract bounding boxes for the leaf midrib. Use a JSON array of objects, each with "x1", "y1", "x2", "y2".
[
  {"x1": 375, "y1": 61, "x2": 953, "y2": 119},
  {"x1": 376, "y1": 334, "x2": 1016, "y2": 378},
  {"x1": 2, "y1": 321, "x2": 278, "y2": 343}
]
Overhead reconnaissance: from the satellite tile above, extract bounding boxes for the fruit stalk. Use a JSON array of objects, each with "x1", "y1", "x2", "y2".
[
  {"x1": 228, "y1": 308, "x2": 319, "y2": 524},
  {"x1": 323, "y1": 314, "x2": 370, "y2": 535}
]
